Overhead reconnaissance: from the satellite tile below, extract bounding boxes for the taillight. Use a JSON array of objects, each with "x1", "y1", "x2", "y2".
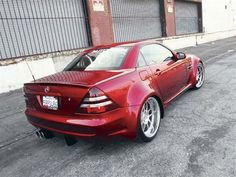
[{"x1": 78, "y1": 87, "x2": 118, "y2": 114}]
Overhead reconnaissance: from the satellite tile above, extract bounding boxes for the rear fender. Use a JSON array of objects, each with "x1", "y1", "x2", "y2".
[
  {"x1": 127, "y1": 82, "x2": 164, "y2": 118},
  {"x1": 125, "y1": 83, "x2": 165, "y2": 138}
]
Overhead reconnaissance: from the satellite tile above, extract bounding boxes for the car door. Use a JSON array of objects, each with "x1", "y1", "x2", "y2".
[{"x1": 140, "y1": 44, "x2": 188, "y2": 102}]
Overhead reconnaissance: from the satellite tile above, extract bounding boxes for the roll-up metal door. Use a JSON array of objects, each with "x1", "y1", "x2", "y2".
[
  {"x1": 110, "y1": 0, "x2": 162, "y2": 43},
  {"x1": 175, "y1": 1, "x2": 199, "y2": 35},
  {"x1": 0, "y1": 0, "x2": 90, "y2": 60}
]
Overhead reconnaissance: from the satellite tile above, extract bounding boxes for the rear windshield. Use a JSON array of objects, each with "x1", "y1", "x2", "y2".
[{"x1": 65, "y1": 47, "x2": 130, "y2": 71}]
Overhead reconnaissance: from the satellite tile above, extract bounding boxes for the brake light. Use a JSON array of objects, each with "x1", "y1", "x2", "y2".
[{"x1": 78, "y1": 87, "x2": 118, "y2": 114}]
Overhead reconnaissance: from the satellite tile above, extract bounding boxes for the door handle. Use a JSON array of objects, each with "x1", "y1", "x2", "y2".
[{"x1": 154, "y1": 69, "x2": 161, "y2": 76}]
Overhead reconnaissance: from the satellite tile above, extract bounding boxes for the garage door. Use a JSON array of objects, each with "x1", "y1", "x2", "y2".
[
  {"x1": 175, "y1": 1, "x2": 199, "y2": 35},
  {"x1": 110, "y1": 0, "x2": 162, "y2": 42},
  {"x1": 0, "y1": 0, "x2": 90, "y2": 59}
]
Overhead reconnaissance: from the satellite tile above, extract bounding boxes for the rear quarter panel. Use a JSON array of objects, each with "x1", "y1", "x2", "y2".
[{"x1": 96, "y1": 70, "x2": 163, "y2": 108}]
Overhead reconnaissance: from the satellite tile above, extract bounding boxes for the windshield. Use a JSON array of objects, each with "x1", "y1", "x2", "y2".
[{"x1": 65, "y1": 47, "x2": 130, "y2": 71}]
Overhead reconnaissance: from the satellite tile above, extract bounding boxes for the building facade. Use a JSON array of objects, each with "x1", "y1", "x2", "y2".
[
  {"x1": 0, "y1": 0, "x2": 236, "y2": 93},
  {"x1": 0, "y1": 0, "x2": 205, "y2": 60}
]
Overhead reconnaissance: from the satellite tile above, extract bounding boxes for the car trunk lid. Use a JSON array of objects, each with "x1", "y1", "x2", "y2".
[
  {"x1": 34, "y1": 71, "x2": 124, "y2": 86},
  {"x1": 23, "y1": 70, "x2": 130, "y2": 115}
]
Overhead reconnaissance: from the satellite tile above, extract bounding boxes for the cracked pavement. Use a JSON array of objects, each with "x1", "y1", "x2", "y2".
[{"x1": 0, "y1": 37, "x2": 236, "y2": 177}]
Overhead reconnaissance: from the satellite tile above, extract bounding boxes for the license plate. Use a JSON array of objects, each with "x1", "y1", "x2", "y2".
[{"x1": 42, "y1": 96, "x2": 58, "y2": 110}]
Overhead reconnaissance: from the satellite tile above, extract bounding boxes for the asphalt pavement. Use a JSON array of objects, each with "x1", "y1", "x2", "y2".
[{"x1": 0, "y1": 36, "x2": 236, "y2": 177}]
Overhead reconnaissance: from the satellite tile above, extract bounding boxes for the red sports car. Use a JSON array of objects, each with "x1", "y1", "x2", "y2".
[{"x1": 24, "y1": 41, "x2": 205, "y2": 143}]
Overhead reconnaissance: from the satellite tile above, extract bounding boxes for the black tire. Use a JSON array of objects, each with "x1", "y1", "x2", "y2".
[{"x1": 64, "y1": 135, "x2": 77, "y2": 146}]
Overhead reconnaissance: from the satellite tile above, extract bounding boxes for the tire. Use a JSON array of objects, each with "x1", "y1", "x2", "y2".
[
  {"x1": 138, "y1": 97, "x2": 161, "y2": 142},
  {"x1": 64, "y1": 135, "x2": 77, "y2": 146},
  {"x1": 193, "y1": 62, "x2": 205, "y2": 90}
]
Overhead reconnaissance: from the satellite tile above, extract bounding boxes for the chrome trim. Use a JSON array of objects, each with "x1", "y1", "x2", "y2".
[
  {"x1": 84, "y1": 95, "x2": 107, "y2": 102},
  {"x1": 44, "y1": 86, "x2": 50, "y2": 93},
  {"x1": 80, "y1": 101, "x2": 112, "y2": 108}
]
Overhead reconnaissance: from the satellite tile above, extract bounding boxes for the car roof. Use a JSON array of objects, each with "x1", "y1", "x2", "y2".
[
  {"x1": 80, "y1": 39, "x2": 167, "y2": 69},
  {"x1": 82, "y1": 40, "x2": 165, "y2": 56},
  {"x1": 92, "y1": 40, "x2": 161, "y2": 49}
]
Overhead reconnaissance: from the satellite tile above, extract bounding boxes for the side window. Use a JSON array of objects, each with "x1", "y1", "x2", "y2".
[
  {"x1": 137, "y1": 53, "x2": 147, "y2": 67},
  {"x1": 140, "y1": 44, "x2": 173, "y2": 65},
  {"x1": 71, "y1": 56, "x2": 93, "y2": 71}
]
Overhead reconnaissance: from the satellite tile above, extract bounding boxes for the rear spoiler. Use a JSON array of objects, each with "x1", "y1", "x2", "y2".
[{"x1": 24, "y1": 81, "x2": 90, "y2": 88}]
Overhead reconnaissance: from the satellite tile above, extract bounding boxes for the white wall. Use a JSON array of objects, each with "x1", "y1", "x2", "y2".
[
  {"x1": 0, "y1": 53, "x2": 77, "y2": 93},
  {"x1": 202, "y1": 0, "x2": 236, "y2": 33},
  {"x1": 0, "y1": 58, "x2": 56, "y2": 93}
]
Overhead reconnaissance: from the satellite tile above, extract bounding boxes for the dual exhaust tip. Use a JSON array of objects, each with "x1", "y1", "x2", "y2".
[
  {"x1": 35, "y1": 129, "x2": 77, "y2": 146},
  {"x1": 36, "y1": 129, "x2": 55, "y2": 139}
]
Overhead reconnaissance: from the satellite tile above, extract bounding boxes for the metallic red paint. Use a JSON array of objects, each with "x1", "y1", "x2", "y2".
[{"x1": 24, "y1": 41, "x2": 203, "y2": 139}]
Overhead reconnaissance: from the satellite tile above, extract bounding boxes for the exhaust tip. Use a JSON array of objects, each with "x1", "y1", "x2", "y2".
[
  {"x1": 35, "y1": 129, "x2": 55, "y2": 139},
  {"x1": 36, "y1": 131, "x2": 40, "y2": 138}
]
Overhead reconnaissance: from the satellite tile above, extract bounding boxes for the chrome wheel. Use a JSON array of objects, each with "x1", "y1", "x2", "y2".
[
  {"x1": 195, "y1": 63, "x2": 205, "y2": 88},
  {"x1": 140, "y1": 97, "x2": 161, "y2": 139}
]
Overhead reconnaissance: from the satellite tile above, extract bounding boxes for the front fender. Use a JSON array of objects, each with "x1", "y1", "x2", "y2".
[{"x1": 189, "y1": 56, "x2": 203, "y2": 87}]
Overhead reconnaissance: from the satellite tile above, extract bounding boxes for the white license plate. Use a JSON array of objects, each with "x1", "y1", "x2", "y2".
[{"x1": 42, "y1": 96, "x2": 58, "y2": 110}]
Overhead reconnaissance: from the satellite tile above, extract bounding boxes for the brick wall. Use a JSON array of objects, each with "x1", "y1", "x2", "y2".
[{"x1": 87, "y1": 0, "x2": 114, "y2": 46}]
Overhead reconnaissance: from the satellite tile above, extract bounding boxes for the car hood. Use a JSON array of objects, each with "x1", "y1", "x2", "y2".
[{"x1": 29, "y1": 69, "x2": 135, "y2": 87}]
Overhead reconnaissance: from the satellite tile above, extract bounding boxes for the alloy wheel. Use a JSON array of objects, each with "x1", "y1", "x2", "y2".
[
  {"x1": 140, "y1": 97, "x2": 161, "y2": 139},
  {"x1": 195, "y1": 63, "x2": 205, "y2": 88}
]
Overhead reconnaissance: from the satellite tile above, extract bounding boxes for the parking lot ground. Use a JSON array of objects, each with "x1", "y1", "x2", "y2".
[{"x1": 0, "y1": 36, "x2": 236, "y2": 177}]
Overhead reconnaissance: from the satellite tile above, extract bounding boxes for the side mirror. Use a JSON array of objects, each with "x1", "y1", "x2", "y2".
[{"x1": 176, "y1": 52, "x2": 186, "y2": 60}]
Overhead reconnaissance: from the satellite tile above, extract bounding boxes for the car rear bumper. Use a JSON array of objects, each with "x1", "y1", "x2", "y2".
[{"x1": 25, "y1": 106, "x2": 140, "y2": 139}]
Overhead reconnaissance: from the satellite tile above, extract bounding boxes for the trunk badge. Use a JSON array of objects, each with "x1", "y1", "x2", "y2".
[{"x1": 44, "y1": 86, "x2": 50, "y2": 93}]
